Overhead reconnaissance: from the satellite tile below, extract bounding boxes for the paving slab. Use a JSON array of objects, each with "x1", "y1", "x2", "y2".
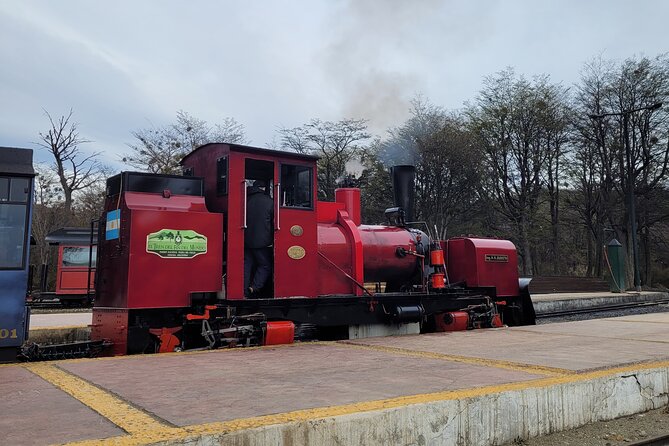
[
  {"x1": 348, "y1": 316, "x2": 669, "y2": 371},
  {"x1": 0, "y1": 365, "x2": 124, "y2": 445},
  {"x1": 59, "y1": 342, "x2": 542, "y2": 427},
  {"x1": 515, "y1": 314, "x2": 669, "y2": 343},
  {"x1": 606, "y1": 312, "x2": 669, "y2": 324}
]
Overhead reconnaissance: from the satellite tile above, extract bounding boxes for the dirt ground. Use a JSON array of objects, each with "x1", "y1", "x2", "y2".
[{"x1": 504, "y1": 404, "x2": 669, "y2": 446}]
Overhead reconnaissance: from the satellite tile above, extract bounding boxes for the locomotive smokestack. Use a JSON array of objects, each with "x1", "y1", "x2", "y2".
[{"x1": 390, "y1": 165, "x2": 415, "y2": 223}]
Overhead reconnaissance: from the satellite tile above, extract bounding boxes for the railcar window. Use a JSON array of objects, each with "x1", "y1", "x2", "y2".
[
  {"x1": 62, "y1": 246, "x2": 97, "y2": 268},
  {"x1": 9, "y1": 177, "x2": 29, "y2": 202},
  {"x1": 216, "y1": 157, "x2": 228, "y2": 195},
  {"x1": 0, "y1": 203, "x2": 27, "y2": 269},
  {"x1": 280, "y1": 164, "x2": 312, "y2": 209},
  {"x1": 0, "y1": 178, "x2": 8, "y2": 201}
]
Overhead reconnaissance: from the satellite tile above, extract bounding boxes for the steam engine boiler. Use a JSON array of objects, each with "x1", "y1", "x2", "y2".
[{"x1": 92, "y1": 143, "x2": 534, "y2": 355}]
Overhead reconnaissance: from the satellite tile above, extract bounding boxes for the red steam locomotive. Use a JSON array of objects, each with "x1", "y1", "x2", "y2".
[{"x1": 92, "y1": 143, "x2": 534, "y2": 356}]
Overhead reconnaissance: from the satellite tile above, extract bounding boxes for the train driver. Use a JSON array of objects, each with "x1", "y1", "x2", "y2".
[{"x1": 244, "y1": 179, "x2": 274, "y2": 297}]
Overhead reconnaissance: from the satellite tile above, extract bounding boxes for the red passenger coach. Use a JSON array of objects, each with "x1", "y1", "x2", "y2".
[
  {"x1": 92, "y1": 143, "x2": 535, "y2": 356},
  {"x1": 32, "y1": 227, "x2": 98, "y2": 306}
]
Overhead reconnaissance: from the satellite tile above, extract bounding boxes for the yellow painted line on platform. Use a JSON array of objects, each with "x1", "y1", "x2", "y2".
[
  {"x1": 60, "y1": 359, "x2": 669, "y2": 446},
  {"x1": 509, "y1": 327, "x2": 669, "y2": 344},
  {"x1": 337, "y1": 341, "x2": 574, "y2": 376},
  {"x1": 24, "y1": 363, "x2": 175, "y2": 438},
  {"x1": 601, "y1": 318, "x2": 669, "y2": 324}
]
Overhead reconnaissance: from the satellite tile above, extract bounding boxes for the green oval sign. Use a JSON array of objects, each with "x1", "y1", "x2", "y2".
[{"x1": 146, "y1": 229, "x2": 207, "y2": 259}]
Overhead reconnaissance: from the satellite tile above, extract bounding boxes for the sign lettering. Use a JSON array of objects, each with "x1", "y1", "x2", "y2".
[
  {"x1": 146, "y1": 229, "x2": 207, "y2": 259},
  {"x1": 485, "y1": 254, "x2": 509, "y2": 263}
]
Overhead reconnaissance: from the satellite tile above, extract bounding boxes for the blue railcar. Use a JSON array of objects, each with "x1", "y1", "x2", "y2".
[{"x1": 0, "y1": 147, "x2": 35, "y2": 362}]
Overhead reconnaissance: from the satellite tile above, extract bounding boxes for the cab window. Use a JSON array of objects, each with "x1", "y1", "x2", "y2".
[
  {"x1": 216, "y1": 157, "x2": 228, "y2": 196},
  {"x1": 280, "y1": 164, "x2": 312, "y2": 209}
]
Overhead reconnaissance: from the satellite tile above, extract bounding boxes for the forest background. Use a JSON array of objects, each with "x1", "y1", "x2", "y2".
[{"x1": 30, "y1": 54, "x2": 669, "y2": 290}]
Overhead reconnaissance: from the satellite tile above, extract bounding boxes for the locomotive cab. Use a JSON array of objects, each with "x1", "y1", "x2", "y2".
[{"x1": 181, "y1": 144, "x2": 320, "y2": 300}]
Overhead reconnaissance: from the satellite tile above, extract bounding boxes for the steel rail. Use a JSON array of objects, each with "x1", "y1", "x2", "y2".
[
  {"x1": 536, "y1": 299, "x2": 669, "y2": 318},
  {"x1": 625, "y1": 432, "x2": 669, "y2": 446}
]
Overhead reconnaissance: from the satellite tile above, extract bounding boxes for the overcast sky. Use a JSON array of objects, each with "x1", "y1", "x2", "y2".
[{"x1": 1, "y1": 1, "x2": 667, "y2": 168}]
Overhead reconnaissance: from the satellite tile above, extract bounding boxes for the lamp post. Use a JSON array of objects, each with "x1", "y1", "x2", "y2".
[{"x1": 589, "y1": 102, "x2": 662, "y2": 292}]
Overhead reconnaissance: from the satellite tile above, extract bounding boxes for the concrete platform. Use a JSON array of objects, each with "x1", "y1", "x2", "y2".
[
  {"x1": 3, "y1": 313, "x2": 669, "y2": 446},
  {"x1": 532, "y1": 290, "x2": 669, "y2": 314}
]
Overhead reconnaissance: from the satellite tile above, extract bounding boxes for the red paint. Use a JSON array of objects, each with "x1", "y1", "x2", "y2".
[
  {"x1": 148, "y1": 327, "x2": 182, "y2": 353},
  {"x1": 264, "y1": 321, "x2": 295, "y2": 345},
  {"x1": 181, "y1": 144, "x2": 320, "y2": 299},
  {"x1": 316, "y1": 224, "x2": 423, "y2": 294},
  {"x1": 430, "y1": 249, "x2": 444, "y2": 266},
  {"x1": 446, "y1": 237, "x2": 520, "y2": 297},
  {"x1": 335, "y1": 188, "x2": 361, "y2": 225},
  {"x1": 317, "y1": 201, "x2": 345, "y2": 223},
  {"x1": 55, "y1": 245, "x2": 95, "y2": 295},
  {"x1": 316, "y1": 223, "x2": 354, "y2": 294},
  {"x1": 336, "y1": 209, "x2": 364, "y2": 296},
  {"x1": 435, "y1": 311, "x2": 469, "y2": 332},
  {"x1": 91, "y1": 308, "x2": 128, "y2": 356},
  {"x1": 96, "y1": 192, "x2": 223, "y2": 309},
  {"x1": 358, "y1": 226, "x2": 422, "y2": 283},
  {"x1": 272, "y1": 157, "x2": 319, "y2": 298},
  {"x1": 185, "y1": 305, "x2": 217, "y2": 320},
  {"x1": 431, "y1": 273, "x2": 445, "y2": 289}
]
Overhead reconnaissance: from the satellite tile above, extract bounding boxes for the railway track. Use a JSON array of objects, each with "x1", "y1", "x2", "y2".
[
  {"x1": 627, "y1": 433, "x2": 669, "y2": 446},
  {"x1": 536, "y1": 298, "x2": 669, "y2": 319}
]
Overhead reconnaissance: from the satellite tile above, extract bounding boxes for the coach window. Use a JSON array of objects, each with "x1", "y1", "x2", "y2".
[
  {"x1": 216, "y1": 156, "x2": 228, "y2": 196},
  {"x1": 0, "y1": 176, "x2": 30, "y2": 269},
  {"x1": 280, "y1": 164, "x2": 312, "y2": 209},
  {"x1": 62, "y1": 246, "x2": 97, "y2": 268}
]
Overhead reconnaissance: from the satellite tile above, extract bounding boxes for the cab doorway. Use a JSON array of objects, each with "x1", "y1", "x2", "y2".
[{"x1": 243, "y1": 158, "x2": 275, "y2": 298}]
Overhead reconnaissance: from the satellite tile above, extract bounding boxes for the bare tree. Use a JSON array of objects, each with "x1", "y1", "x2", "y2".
[
  {"x1": 37, "y1": 110, "x2": 102, "y2": 217},
  {"x1": 414, "y1": 116, "x2": 483, "y2": 239},
  {"x1": 124, "y1": 111, "x2": 248, "y2": 174},
  {"x1": 279, "y1": 118, "x2": 370, "y2": 200},
  {"x1": 468, "y1": 69, "x2": 570, "y2": 275},
  {"x1": 569, "y1": 58, "x2": 618, "y2": 277},
  {"x1": 30, "y1": 164, "x2": 68, "y2": 290},
  {"x1": 379, "y1": 95, "x2": 447, "y2": 166},
  {"x1": 571, "y1": 55, "x2": 669, "y2": 286},
  {"x1": 537, "y1": 79, "x2": 572, "y2": 274}
]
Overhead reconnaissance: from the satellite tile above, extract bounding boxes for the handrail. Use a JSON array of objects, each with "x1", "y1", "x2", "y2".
[
  {"x1": 275, "y1": 182, "x2": 281, "y2": 231},
  {"x1": 242, "y1": 180, "x2": 247, "y2": 229}
]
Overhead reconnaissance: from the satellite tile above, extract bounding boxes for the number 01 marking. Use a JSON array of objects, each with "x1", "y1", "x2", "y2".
[{"x1": 0, "y1": 329, "x2": 18, "y2": 339}]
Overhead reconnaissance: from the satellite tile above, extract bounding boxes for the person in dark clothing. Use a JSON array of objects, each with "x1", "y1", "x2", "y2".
[{"x1": 244, "y1": 179, "x2": 274, "y2": 297}]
